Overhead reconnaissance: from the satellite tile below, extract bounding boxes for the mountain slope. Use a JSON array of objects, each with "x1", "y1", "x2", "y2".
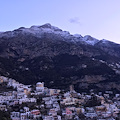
[{"x1": 0, "y1": 24, "x2": 120, "y2": 92}]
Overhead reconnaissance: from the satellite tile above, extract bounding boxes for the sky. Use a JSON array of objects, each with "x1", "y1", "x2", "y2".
[{"x1": 0, "y1": 0, "x2": 120, "y2": 44}]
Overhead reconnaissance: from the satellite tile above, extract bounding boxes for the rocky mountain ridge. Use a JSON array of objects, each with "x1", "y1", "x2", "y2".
[
  {"x1": 0, "y1": 23, "x2": 120, "y2": 92},
  {"x1": 0, "y1": 23, "x2": 111, "y2": 46}
]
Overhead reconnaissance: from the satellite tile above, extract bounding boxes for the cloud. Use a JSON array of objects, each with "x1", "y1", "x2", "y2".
[{"x1": 69, "y1": 17, "x2": 81, "y2": 25}]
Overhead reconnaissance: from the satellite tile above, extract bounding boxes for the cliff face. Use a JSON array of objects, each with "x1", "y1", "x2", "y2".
[{"x1": 0, "y1": 24, "x2": 120, "y2": 92}]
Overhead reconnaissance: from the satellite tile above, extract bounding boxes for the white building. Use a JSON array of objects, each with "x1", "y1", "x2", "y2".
[
  {"x1": 36, "y1": 82, "x2": 44, "y2": 92},
  {"x1": 11, "y1": 112, "x2": 20, "y2": 120}
]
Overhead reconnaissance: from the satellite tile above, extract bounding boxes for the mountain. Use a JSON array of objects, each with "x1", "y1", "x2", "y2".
[{"x1": 0, "y1": 23, "x2": 120, "y2": 92}]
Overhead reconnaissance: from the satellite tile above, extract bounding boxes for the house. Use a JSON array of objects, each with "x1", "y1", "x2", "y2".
[
  {"x1": 30, "y1": 109, "x2": 41, "y2": 119},
  {"x1": 101, "y1": 111, "x2": 112, "y2": 118},
  {"x1": 53, "y1": 102, "x2": 60, "y2": 110},
  {"x1": 103, "y1": 94, "x2": 109, "y2": 99},
  {"x1": 11, "y1": 112, "x2": 20, "y2": 120},
  {"x1": 53, "y1": 115, "x2": 61, "y2": 120},
  {"x1": 43, "y1": 87, "x2": 50, "y2": 95},
  {"x1": 95, "y1": 105, "x2": 106, "y2": 112},
  {"x1": 24, "y1": 88, "x2": 31, "y2": 95},
  {"x1": 44, "y1": 115, "x2": 61, "y2": 120},
  {"x1": 49, "y1": 108, "x2": 57, "y2": 116},
  {"x1": 0, "y1": 105, "x2": 7, "y2": 111},
  {"x1": 0, "y1": 95, "x2": 13, "y2": 104},
  {"x1": 76, "y1": 107, "x2": 85, "y2": 114},
  {"x1": 51, "y1": 95, "x2": 59, "y2": 102},
  {"x1": 85, "y1": 112, "x2": 98, "y2": 119},
  {"x1": 36, "y1": 82, "x2": 44, "y2": 92},
  {"x1": 20, "y1": 113, "x2": 28, "y2": 120},
  {"x1": 65, "y1": 108, "x2": 73, "y2": 120},
  {"x1": 49, "y1": 89, "x2": 60, "y2": 96},
  {"x1": 23, "y1": 107, "x2": 29, "y2": 112},
  {"x1": 13, "y1": 99, "x2": 19, "y2": 105},
  {"x1": 44, "y1": 115, "x2": 53, "y2": 120},
  {"x1": 0, "y1": 77, "x2": 4, "y2": 83},
  {"x1": 43, "y1": 97, "x2": 51, "y2": 101},
  {"x1": 45, "y1": 100, "x2": 53, "y2": 109},
  {"x1": 61, "y1": 96, "x2": 77, "y2": 105},
  {"x1": 86, "y1": 107, "x2": 95, "y2": 113},
  {"x1": 19, "y1": 98, "x2": 36, "y2": 104},
  {"x1": 0, "y1": 76, "x2": 8, "y2": 83},
  {"x1": 17, "y1": 92, "x2": 27, "y2": 99}
]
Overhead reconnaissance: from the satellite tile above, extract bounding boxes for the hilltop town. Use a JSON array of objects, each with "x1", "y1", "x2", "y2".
[{"x1": 0, "y1": 76, "x2": 120, "y2": 120}]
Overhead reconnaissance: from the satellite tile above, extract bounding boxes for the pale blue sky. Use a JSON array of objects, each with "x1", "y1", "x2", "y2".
[{"x1": 0, "y1": 0, "x2": 120, "y2": 43}]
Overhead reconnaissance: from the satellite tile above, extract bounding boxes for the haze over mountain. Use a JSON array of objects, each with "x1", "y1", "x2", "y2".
[{"x1": 0, "y1": 24, "x2": 120, "y2": 92}]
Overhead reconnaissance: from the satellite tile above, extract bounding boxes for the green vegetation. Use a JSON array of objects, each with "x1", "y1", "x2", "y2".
[{"x1": 0, "y1": 111, "x2": 11, "y2": 120}]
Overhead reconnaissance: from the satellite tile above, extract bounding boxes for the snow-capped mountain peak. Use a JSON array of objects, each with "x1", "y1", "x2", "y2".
[
  {"x1": 0, "y1": 24, "x2": 71, "y2": 39},
  {"x1": 82, "y1": 35, "x2": 99, "y2": 45},
  {"x1": 40, "y1": 23, "x2": 62, "y2": 31},
  {"x1": 29, "y1": 23, "x2": 63, "y2": 33},
  {"x1": 0, "y1": 24, "x2": 116, "y2": 47}
]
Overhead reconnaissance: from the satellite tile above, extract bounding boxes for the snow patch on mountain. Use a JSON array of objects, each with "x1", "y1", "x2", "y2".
[
  {"x1": 82, "y1": 35, "x2": 99, "y2": 45},
  {"x1": 100, "y1": 39, "x2": 110, "y2": 44},
  {"x1": 73, "y1": 34, "x2": 100, "y2": 45},
  {"x1": 74, "y1": 34, "x2": 83, "y2": 38}
]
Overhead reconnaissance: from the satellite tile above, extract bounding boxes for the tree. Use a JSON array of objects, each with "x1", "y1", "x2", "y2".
[
  {"x1": 84, "y1": 94, "x2": 101, "y2": 107},
  {"x1": 0, "y1": 111, "x2": 11, "y2": 120}
]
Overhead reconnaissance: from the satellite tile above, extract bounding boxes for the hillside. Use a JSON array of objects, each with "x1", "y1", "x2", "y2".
[{"x1": 0, "y1": 24, "x2": 120, "y2": 92}]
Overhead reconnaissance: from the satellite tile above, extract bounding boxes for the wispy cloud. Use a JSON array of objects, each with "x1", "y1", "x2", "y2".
[{"x1": 69, "y1": 17, "x2": 81, "y2": 25}]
